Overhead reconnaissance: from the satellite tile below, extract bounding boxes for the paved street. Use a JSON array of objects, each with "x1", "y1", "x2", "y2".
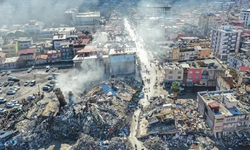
[{"x1": 125, "y1": 18, "x2": 168, "y2": 150}]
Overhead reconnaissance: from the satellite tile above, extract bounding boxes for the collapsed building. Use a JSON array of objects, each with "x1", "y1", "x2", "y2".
[{"x1": 0, "y1": 77, "x2": 142, "y2": 149}]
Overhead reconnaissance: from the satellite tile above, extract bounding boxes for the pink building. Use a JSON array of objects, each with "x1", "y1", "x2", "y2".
[{"x1": 187, "y1": 68, "x2": 202, "y2": 83}]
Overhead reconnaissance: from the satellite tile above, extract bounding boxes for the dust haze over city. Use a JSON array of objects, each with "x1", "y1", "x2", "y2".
[{"x1": 1, "y1": 0, "x2": 250, "y2": 150}]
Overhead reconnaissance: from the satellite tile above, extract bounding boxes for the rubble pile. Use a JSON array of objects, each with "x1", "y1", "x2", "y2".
[
  {"x1": 143, "y1": 137, "x2": 168, "y2": 150},
  {"x1": 0, "y1": 77, "x2": 140, "y2": 149}
]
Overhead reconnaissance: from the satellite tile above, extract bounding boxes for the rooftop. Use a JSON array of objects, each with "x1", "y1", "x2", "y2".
[
  {"x1": 19, "y1": 49, "x2": 35, "y2": 55},
  {"x1": 5, "y1": 57, "x2": 19, "y2": 63},
  {"x1": 199, "y1": 90, "x2": 250, "y2": 116},
  {"x1": 186, "y1": 58, "x2": 225, "y2": 70},
  {"x1": 36, "y1": 55, "x2": 48, "y2": 60},
  {"x1": 18, "y1": 37, "x2": 32, "y2": 42},
  {"x1": 76, "y1": 11, "x2": 100, "y2": 18},
  {"x1": 109, "y1": 48, "x2": 136, "y2": 55}
]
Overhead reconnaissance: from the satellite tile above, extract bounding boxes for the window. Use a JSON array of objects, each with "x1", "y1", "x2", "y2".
[
  {"x1": 215, "y1": 126, "x2": 221, "y2": 130},
  {"x1": 168, "y1": 76, "x2": 173, "y2": 79},
  {"x1": 189, "y1": 77, "x2": 192, "y2": 80},
  {"x1": 189, "y1": 71, "x2": 193, "y2": 74},
  {"x1": 196, "y1": 71, "x2": 200, "y2": 74},
  {"x1": 178, "y1": 71, "x2": 182, "y2": 74},
  {"x1": 195, "y1": 76, "x2": 199, "y2": 80},
  {"x1": 169, "y1": 71, "x2": 173, "y2": 74},
  {"x1": 216, "y1": 119, "x2": 224, "y2": 123},
  {"x1": 177, "y1": 76, "x2": 181, "y2": 79}
]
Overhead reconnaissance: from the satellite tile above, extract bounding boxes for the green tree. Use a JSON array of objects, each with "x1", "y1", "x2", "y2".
[{"x1": 170, "y1": 81, "x2": 180, "y2": 103}]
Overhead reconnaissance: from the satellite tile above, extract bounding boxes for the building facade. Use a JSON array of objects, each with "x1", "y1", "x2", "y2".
[
  {"x1": 239, "y1": 9, "x2": 250, "y2": 27},
  {"x1": 109, "y1": 49, "x2": 136, "y2": 75},
  {"x1": 198, "y1": 90, "x2": 250, "y2": 137},
  {"x1": 210, "y1": 26, "x2": 242, "y2": 60},
  {"x1": 164, "y1": 63, "x2": 183, "y2": 86},
  {"x1": 2, "y1": 41, "x2": 18, "y2": 57},
  {"x1": 18, "y1": 37, "x2": 33, "y2": 51}
]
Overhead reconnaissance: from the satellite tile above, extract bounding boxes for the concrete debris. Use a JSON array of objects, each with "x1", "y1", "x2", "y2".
[{"x1": 0, "y1": 77, "x2": 141, "y2": 149}]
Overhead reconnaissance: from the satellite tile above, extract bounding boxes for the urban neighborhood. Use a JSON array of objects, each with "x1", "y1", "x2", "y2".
[{"x1": 1, "y1": 0, "x2": 250, "y2": 150}]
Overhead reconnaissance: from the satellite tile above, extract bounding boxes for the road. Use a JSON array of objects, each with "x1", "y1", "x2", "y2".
[{"x1": 125, "y1": 18, "x2": 167, "y2": 150}]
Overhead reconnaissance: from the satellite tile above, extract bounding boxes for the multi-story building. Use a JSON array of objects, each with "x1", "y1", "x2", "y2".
[
  {"x1": 186, "y1": 59, "x2": 226, "y2": 86},
  {"x1": 18, "y1": 37, "x2": 33, "y2": 51},
  {"x1": 47, "y1": 50, "x2": 62, "y2": 63},
  {"x1": 239, "y1": 9, "x2": 250, "y2": 27},
  {"x1": 109, "y1": 49, "x2": 136, "y2": 75},
  {"x1": 163, "y1": 63, "x2": 183, "y2": 86},
  {"x1": 210, "y1": 26, "x2": 242, "y2": 60},
  {"x1": 216, "y1": 76, "x2": 234, "y2": 91},
  {"x1": 196, "y1": 46, "x2": 212, "y2": 59},
  {"x1": 39, "y1": 27, "x2": 76, "y2": 39},
  {"x1": 0, "y1": 52, "x2": 6, "y2": 68},
  {"x1": 198, "y1": 13, "x2": 222, "y2": 36},
  {"x1": 18, "y1": 48, "x2": 36, "y2": 66},
  {"x1": 2, "y1": 41, "x2": 18, "y2": 57},
  {"x1": 228, "y1": 53, "x2": 250, "y2": 71},
  {"x1": 60, "y1": 42, "x2": 74, "y2": 61},
  {"x1": 24, "y1": 20, "x2": 44, "y2": 34},
  {"x1": 75, "y1": 11, "x2": 101, "y2": 26},
  {"x1": 53, "y1": 34, "x2": 67, "y2": 50},
  {"x1": 198, "y1": 90, "x2": 250, "y2": 137}
]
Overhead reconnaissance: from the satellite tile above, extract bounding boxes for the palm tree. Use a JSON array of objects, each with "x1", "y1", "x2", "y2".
[{"x1": 170, "y1": 81, "x2": 180, "y2": 103}]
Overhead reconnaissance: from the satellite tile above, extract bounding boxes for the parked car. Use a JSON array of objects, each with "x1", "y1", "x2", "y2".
[
  {"x1": 1, "y1": 72, "x2": 6, "y2": 76},
  {"x1": 10, "y1": 100, "x2": 18, "y2": 104},
  {"x1": 42, "y1": 86, "x2": 51, "y2": 91},
  {"x1": 9, "y1": 87, "x2": 16, "y2": 91},
  {"x1": 24, "y1": 81, "x2": 30, "y2": 86},
  {"x1": 52, "y1": 68, "x2": 56, "y2": 72},
  {"x1": 50, "y1": 80, "x2": 57, "y2": 84},
  {"x1": 27, "y1": 68, "x2": 32, "y2": 73},
  {"x1": 0, "y1": 98, "x2": 7, "y2": 103},
  {"x1": 48, "y1": 76, "x2": 53, "y2": 80},
  {"x1": 12, "y1": 77, "x2": 20, "y2": 82},
  {"x1": 0, "y1": 82, "x2": 4, "y2": 87},
  {"x1": 168, "y1": 93, "x2": 174, "y2": 99},
  {"x1": 6, "y1": 102, "x2": 14, "y2": 108},
  {"x1": 13, "y1": 86, "x2": 20, "y2": 91},
  {"x1": 6, "y1": 90, "x2": 15, "y2": 95},
  {"x1": 30, "y1": 80, "x2": 36, "y2": 86},
  {"x1": 27, "y1": 95, "x2": 36, "y2": 100},
  {"x1": 4, "y1": 81, "x2": 9, "y2": 87},
  {"x1": 0, "y1": 108, "x2": 7, "y2": 115},
  {"x1": 13, "y1": 104, "x2": 22, "y2": 109},
  {"x1": 9, "y1": 81, "x2": 14, "y2": 86},
  {"x1": 0, "y1": 90, "x2": 2, "y2": 94},
  {"x1": 6, "y1": 71, "x2": 11, "y2": 75},
  {"x1": 46, "y1": 66, "x2": 50, "y2": 72}
]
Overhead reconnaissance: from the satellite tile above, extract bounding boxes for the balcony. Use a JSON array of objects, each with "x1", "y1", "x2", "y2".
[{"x1": 223, "y1": 126, "x2": 236, "y2": 131}]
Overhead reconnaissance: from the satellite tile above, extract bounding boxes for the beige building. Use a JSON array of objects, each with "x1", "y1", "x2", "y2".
[
  {"x1": 216, "y1": 76, "x2": 234, "y2": 91},
  {"x1": 164, "y1": 63, "x2": 183, "y2": 85},
  {"x1": 198, "y1": 90, "x2": 250, "y2": 137},
  {"x1": 172, "y1": 48, "x2": 180, "y2": 60}
]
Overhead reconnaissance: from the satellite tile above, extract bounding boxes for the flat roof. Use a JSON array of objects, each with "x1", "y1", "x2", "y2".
[
  {"x1": 109, "y1": 49, "x2": 136, "y2": 55},
  {"x1": 76, "y1": 11, "x2": 100, "y2": 18}
]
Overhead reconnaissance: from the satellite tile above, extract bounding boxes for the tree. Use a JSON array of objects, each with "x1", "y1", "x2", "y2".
[{"x1": 170, "y1": 81, "x2": 180, "y2": 103}]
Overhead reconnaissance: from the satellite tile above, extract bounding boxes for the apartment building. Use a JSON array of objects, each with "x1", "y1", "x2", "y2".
[
  {"x1": 210, "y1": 26, "x2": 242, "y2": 60},
  {"x1": 18, "y1": 37, "x2": 33, "y2": 51},
  {"x1": 195, "y1": 46, "x2": 212, "y2": 59},
  {"x1": 198, "y1": 90, "x2": 250, "y2": 137},
  {"x1": 163, "y1": 63, "x2": 183, "y2": 85},
  {"x1": 239, "y1": 9, "x2": 250, "y2": 27},
  {"x1": 228, "y1": 53, "x2": 250, "y2": 71},
  {"x1": 2, "y1": 41, "x2": 18, "y2": 57},
  {"x1": 186, "y1": 59, "x2": 226, "y2": 86}
]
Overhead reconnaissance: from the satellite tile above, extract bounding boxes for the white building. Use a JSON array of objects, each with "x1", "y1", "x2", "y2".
[
  {"x1": 24, "y1": 20, "x2": 44, "y2": 34},
  {"x1": 52, "y1": 34, "x2": 67, "y2": 50},
  {"x1": 39, "y1": 27, "x2": 76, "y2": 38},
  {"x1": 239, "y1": 9, "x2": 250, "y2": 27},
  {"x1": 109, "y1": 49, "x2": 136, "y2": 75},
  {"x1": 75, "y1": 11, "x2": 100, "y2": 26},
  {"x1": 210, "y1": 26, "x2": 242, "y2": 60}
]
